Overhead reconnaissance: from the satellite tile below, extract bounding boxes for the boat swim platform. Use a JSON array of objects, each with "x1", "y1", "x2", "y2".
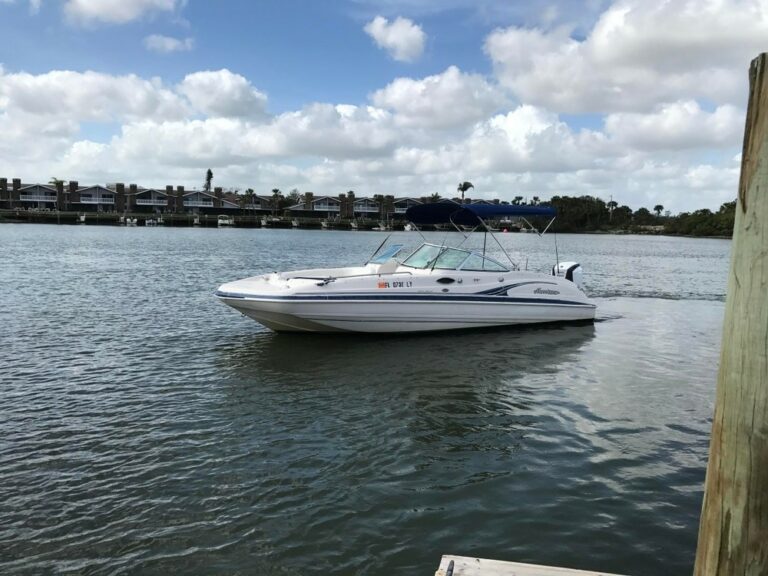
[{"x1": 435, "y1": 555, "x2": 626, "y2": 576}]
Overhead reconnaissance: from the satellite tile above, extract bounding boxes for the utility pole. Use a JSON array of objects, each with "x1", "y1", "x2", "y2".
[{"x1": 693, "y1": 52, "x2": 768, "y2": 575}]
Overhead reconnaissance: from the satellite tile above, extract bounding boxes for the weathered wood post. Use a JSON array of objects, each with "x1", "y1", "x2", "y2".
[{"x1": 693, "y1": 52, "x2": 768, "y2": 575}]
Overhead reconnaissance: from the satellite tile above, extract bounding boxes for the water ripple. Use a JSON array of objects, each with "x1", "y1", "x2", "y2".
[{"x1": 0, "y1": 226, "x2": 726, "y2": 575}]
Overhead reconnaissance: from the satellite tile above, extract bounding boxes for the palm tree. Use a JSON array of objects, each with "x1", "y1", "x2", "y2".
[
  {"x1": 430, "y1": 193, "x2": 441, "y2": 203},
  {"x1": 204, "y1": 169, "x2": 213, "y2": 193},
  {"x1": 48, "y1": 178, "x2": 64, "y2": 212},
  {"x1": 271, "y1": 188, "x2": 281, "y2": 217},
  {"x1": 457, "y1": 181, "x2": 474, "y2": 202},
  {"x1": 512, "y1": 196, "x2": 524, "y2": 206},
  {"x1": 373, "y1": 194, "x2": 385, "y2": 219},
  {"x1": 607, "y1": 200, "x2": 618, "y2": 221},
  {"x1": 531, "y1": 196, "x2": 540, "y2": 206},
  {"x1": 243, "y1": 188, "x2": 255, "y2": 213},
  {"x1": 654, "y1": 204, "x2": 664, "y2": 217},
  {"x1": 286, "y1": 188, "x2": 302, "y2": 206}
]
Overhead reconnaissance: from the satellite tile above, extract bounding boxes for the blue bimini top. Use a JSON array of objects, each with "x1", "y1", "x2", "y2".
[{"x1": 405, "y1": 201, "x2": 556, "y2": 226}]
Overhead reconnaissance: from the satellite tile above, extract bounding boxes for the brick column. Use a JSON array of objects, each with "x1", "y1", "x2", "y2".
[
  {"x1": 56, "y1": 181, "x2": 65, "y2": 211},
  {"x1": 115, "y1": 183, "x2": 125, "y2": 212},
  {"x1": 0, "y1": 178, "x2": 7, "y2": 206},
  {"x1": 175, "y1": 187, "x2": 184, "y2": 212},
  {"x1": 68, "y1": 181, "x2": 80, "y2": 205},
  {"x1": 166, "y1": 185, "x2": 175, "y2": 212},
  {"x1": 214, "y1": 187, "x2": 222, "y2": 209},
  {"x1": 304, "y1": 191, "x2": 314, "y2": 211},
  {"x1": 12, "y1": 178, "x2": 21, "y2": 207},
  {"x1": 128, "y1": 184, "x2": 137, "y2": 211},
  {"x1": 176, "y1": 185, "x2": 185, "y2": 212}
]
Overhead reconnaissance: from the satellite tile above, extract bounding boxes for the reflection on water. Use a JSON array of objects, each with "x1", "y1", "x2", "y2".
[
  {"x1": 219, "y1": 323, "x2": 597, "y2": 384},
  {"x1": 218, "y1": 324, "x2": 597, "y2": 459}
]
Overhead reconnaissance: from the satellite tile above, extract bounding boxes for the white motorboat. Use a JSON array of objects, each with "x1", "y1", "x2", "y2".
[
  {"x1": 218, "y1": 215, "x2": 234, "y2": 227},
  {"x1": 216, "y1": 202, "x2": 596, "y2": 333}
]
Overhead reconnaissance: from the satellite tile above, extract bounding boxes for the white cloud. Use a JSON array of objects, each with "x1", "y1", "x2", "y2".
[
  {"x1": 605, "y1": 101, "x2": 743, "y2": 150},
  {"x1": 485, "y1": 0, "x2": 768, "y2": 113},
  {"x1": 364, "y1": 15, "x2": 426, "y2": 62},
  {"x1": 465, "y1": 105, "x2": 610, "y2": 172},
  {"x1": 264, "y1": 104, "x2": 397, "y2": 158},
  {"x1": 0, "y1": 68, "x2": 187, "y2": 125},
  {"x1": 178, "y1": 69, "x2": 268, "y2": 119},
  {"x1": 371, "y1": 66, "x2": 506, "y2": 129},
  {"x1": 64, "y1": 0, "x2": 180, "y2": 25},
  {"x1": 143, "y1": 34, "x2": 193, "y2": 53},
  {"x1": 109, "y1": 103, "x2": 397, "y2": 165}
]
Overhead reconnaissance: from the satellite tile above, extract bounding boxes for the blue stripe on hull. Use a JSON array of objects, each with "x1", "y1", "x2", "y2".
[{"x1": 215, "y1": 290, "x2": 595, "y2": 308}]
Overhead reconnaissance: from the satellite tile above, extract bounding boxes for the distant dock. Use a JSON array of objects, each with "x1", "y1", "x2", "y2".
[{"x1": 0, "y1": 209, "x2": 451, "y2": 231}]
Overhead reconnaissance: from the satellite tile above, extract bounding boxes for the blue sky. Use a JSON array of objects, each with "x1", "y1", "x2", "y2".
[{"x1": 0, "y1": 0, "x2": 765, "y2": 212}]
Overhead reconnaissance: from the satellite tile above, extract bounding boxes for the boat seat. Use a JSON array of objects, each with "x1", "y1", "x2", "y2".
[{"x1": 377, "y1": 258, "x2": 400, "y2": 275}]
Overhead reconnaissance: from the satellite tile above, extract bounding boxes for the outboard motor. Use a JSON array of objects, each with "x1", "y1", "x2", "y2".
[{"x1": 552, "y1": 262, "x2": 584, "y2": 289}]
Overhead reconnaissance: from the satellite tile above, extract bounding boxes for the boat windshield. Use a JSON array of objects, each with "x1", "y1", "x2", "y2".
[
  {"x1": 369, "y1": 244, "x2": 405, "y2": 264},
  {"x1": 401, "y1": 244, "x2": 509, "y2": 271}
]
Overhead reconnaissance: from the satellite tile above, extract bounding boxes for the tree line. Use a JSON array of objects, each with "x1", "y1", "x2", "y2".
[{"x1": 536, "y1": 195, "x2": 736, "y2": 237}]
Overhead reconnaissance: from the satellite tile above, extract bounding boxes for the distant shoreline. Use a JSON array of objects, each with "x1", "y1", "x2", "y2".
[{"x1": 0, "y1": 209, "x2": 732, "y2": 239}]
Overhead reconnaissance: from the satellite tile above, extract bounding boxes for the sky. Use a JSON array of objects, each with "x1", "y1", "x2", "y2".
[{"x1": 0, "y1": 0, "x2": 765, "y2": 213}]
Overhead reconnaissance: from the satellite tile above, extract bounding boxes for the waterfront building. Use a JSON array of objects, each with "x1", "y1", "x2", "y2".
[
  {"x1": 0, "y1": 177, "x2": 456, "y2": 221},
  {"x1": 287, "y1": 193, "x2": 342, "y2": 219},
  {"x1": 131, "y1": 188, "x2": 169, "y2": 213},
  {"x1": 393, "y1": 197, "x2": 423, "y2": 215},
  {"x1": 0, "y1": 178, "x2": 240, "y2": 215},
  {"x1": 77, "y1": 185, "x2": 115, "y2": 211},
  {"x1": 18, "y1": 184, "x2": 58, "y2": 210},
  {"x1": 351, "y1": 197, "x2": 379, "y2": 218}
]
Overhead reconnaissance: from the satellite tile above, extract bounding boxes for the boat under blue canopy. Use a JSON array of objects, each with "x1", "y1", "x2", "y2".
[{"x1": 405, "y1": 201, "x2": 556, "y2": 226}]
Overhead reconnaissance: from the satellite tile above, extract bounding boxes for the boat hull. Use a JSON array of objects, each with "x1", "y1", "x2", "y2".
[{"x1": 217, "y1": 294, "x2": 596, "y2": 333}]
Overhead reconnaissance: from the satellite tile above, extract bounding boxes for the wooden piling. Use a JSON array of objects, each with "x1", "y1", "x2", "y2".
[{"x1": 693, "y1": 52, "x2": 768, "y2": 575}]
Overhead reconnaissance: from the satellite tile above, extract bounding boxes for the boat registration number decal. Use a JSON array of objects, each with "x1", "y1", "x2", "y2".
[{"x1": 378, "y1": 281, "x2": 413, "y2": 288}]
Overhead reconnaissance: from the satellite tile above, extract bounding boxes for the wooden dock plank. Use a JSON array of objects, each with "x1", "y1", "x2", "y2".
[{"x1": 435, "y1": 555, "x2": 626, "y2": 576}]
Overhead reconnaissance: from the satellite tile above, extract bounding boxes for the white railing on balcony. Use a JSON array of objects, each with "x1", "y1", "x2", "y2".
[
  {"x1": 184, "y1": 200, "x2": 214, "y2": 207},
  {"x1": 20, "y1": 194, "x2": 57, "y2": 202},
  {"x1": 314, "y1": 204, "x2": 340, "y2": 211},
  {"x1": 354, "y1": 206, "x2": 379, "y2": 213},
  {"x1": 394, "y1": 207, "x2": 409, "y2": 213},
  {"x1": 136, "y1": 198, "x2": 168, "y2": 206},
  {"x1": 80, "y1": 197, "x2": 115, "y2": 204}
]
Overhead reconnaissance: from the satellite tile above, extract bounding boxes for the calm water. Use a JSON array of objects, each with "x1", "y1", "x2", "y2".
[{"x1": 0, "y1": 225, "x2": 730, "y2": 575}]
